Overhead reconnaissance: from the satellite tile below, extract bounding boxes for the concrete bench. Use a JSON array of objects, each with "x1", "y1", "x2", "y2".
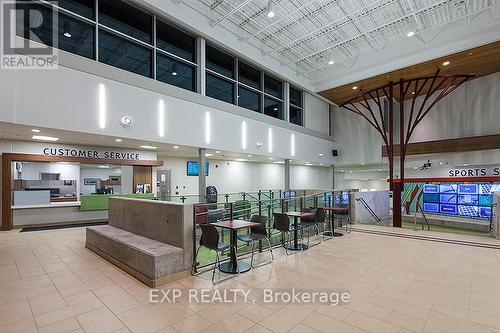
[{"x1": 85, "y1": 198, "x2": 193, "y2": 287}]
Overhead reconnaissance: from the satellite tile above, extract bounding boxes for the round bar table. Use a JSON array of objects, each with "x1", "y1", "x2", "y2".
[
  {"x1": 323, "y1": 207, "x2": 348, "y2": 237},
  {"x1": 284, "y1": 211, "x2": 315, "y2": 251}
]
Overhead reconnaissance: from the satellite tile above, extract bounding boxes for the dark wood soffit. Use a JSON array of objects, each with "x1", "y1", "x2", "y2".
[
  {"x1": 320, "y1": 40, "x2": 500, "y2": 105},
  {"x1": 2, "y1": 153, "x2": 164, "y2": 166},
  {"x1": 381, "y1": 134, "x2": 500, "y2": 157}
]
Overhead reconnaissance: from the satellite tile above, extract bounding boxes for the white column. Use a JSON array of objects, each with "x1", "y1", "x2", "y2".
[
  {"x1": 198, "y1": 148, "x2": 207, "y2": 202},
  {"x1": 285, "y1": 159, "x2": 291, "y2": 191},
  {"x1": 284, "y1": 82, "x2": 290, "y2": 122},
  {"x1": 197, "y1": 37, "x2": 206, "y2": 95}
]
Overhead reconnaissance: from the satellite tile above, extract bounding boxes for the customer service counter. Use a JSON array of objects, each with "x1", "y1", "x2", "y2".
[{"x1": 2, "y1": 143, "x2": 163, "y2": 230}]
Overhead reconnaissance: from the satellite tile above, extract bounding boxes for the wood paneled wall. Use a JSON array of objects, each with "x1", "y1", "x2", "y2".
[{"x1": 133, "y1": 166, "x2": 152, "y2": 192}]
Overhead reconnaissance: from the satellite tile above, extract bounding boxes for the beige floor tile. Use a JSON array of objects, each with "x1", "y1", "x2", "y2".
[
  {"x1": 38, "y1": 317, "x2": 81, "y2": 333},
  {"x1": 431, "y1": 301, "x2": 468, "y2": 320},
  {"x1": 98, "y1": 289, "x2": 142, "y2": 315},
  {"x1": 171, "y1": 314, "x2": 213, "y2": 333},
  {"x1": 244, "y1": 324, "x2": 274, "y2": 333},
  {"x1": 0, "y1": 299, "x2": 33, "y2": 327},
  {"x1": 423, "y1": 311, "x2": 498, "y2": 333},
  {"x1": 468, "y1": 311, "x2": 500, "y2": 330},
  {"x1": 64, "y1": 291, "x2": 98, "y2": 305},
  {"x1": 345, "y1": 300, "x2": 392, "y2": 321},
  {"x1": 0, "y1": 318, "x2": 37, "y2": 333},
  {"x1": 197, "y1": 302, "x2": 249, "y2": 324},
  {"x1": 259, "y1": 304, "x2": 313, "y2": 333},
  {"x1": 35, "y1": 298, "x2": 103, "y2": 327},
  {"x1": 301, "y1": 312, "x2": 366, "y2": 333},
  {"x1": 393, "y1": 301, "x2": 430, "y2": 321},
  {"x1": 118, "y1": 303, "x2": 193, "y2": 333},
  {"x1": 345, "y1": 311, "x2": 404, "y2": 333},
  {"x1": 76, "y1": 307, "x2": 124, "y2": 333},
  {"x1": 29, "y1": 291, "x2": 67, "y2": 316},
  {"x1": 237, "y1": 303, "x2": 273, "y2": 323},
  {"x1": 315, "y1": 304, "x2": 352, "y2": 321},
  {"x1": 199, "y1": 313, "x2": 254, "y2": 333},
  {"x1": 386, "y1": 311, "x2": 426, "y2": 333}
]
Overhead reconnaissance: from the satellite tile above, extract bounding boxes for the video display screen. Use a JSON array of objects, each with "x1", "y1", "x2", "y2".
[
  {"x1": 458, "y1": 194, "x2": 479, "y2": 205},
  {"x1": 440, "y1": 194, "x2": 457, "y2": 204},
  {"x1": 421, "y1": 182, "x2": 496, "y2": 219},
  {"x1": 440, "y1": 204, "x2": 457, "y2": 215},
  {"x1": 423, "y1": 203, "x2": 439, "y2": 213},
  {"x1": 423, "y1": 184, "x2": 439, "y2": 193},
  {"x1": 458, "y1": 184, "x2": 478, "y2": 194},
  {"x1": 187, "y1": 161, "x2": 209, "y2": 176}
]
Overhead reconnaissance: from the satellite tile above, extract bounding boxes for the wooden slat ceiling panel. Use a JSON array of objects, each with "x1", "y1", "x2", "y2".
[{"x1": 319, "y1": 41, "x2": 500, "y2": 105}]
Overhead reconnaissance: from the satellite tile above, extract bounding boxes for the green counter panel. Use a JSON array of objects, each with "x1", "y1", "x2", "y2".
[{"x1": 80, "y1": 193, "x2": 155, "y2": 211}]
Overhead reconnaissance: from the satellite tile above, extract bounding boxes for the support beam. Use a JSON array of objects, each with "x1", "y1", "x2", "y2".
[{"x1": 198, "y1": 148, "x2": 206, "y2": 203}]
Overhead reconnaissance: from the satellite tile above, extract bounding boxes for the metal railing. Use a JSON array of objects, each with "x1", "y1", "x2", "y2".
[{"x1": 191, "y1": 190, "x2": 352, "y2": 272}]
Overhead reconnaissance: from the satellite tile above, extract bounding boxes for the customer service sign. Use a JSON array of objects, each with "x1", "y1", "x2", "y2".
[{"x1": 11, "y1": 142, "x2": 156, "y2": 161}]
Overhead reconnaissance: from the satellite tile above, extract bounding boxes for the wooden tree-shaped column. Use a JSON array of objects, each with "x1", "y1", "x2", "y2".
[{"x1": 340, "y1": 70, "x2": 473, "y2": 227}]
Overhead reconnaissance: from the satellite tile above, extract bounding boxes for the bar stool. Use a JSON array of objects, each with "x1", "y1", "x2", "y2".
[
  {"x1": 298, "y1": 208, "x2": 325, "y2": 247},
  {"x1": 192, "y1": 223, "x2": 236, "y2": 284},
  {"x1": 237, "y1": 215, "x2": 274, "y2": 268},
  {"x1": 334, "y1": 206, "x2": 352, "y2": 234},
  {"x1": 273, "y1": 213, "x2": 301, "y2": 255}
]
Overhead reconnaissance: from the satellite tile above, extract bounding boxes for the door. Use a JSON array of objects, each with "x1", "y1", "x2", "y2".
[{"x1": 156, "y1": 170, "x2": 171, "y2": 201}]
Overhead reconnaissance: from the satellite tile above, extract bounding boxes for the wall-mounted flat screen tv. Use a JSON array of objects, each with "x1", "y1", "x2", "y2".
[{"x1": 187, "y1": 161, "x2": 209, "y2": 176}]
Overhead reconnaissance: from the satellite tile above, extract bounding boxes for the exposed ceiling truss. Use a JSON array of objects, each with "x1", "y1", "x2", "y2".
[{"x1": 182, "y1": 0, "x2": 500, "y2": 78}]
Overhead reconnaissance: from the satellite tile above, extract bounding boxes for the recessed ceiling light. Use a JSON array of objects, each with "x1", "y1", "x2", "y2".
[
  {"x1": 328, "y1": 57, "x2": 334, "y2": 65},
  {"x1": 349, "y1": 170, "x2": 353, "y2": 173},
  {"x1": 205, "y1": 153, "x2": 214, "y2": 157},
  {"x1": 215, "y1": 151, "x2": 221, "y2": 154},
  {"x1": 464, "y1": 163, "x2": 468, "y2": 166},
  {"x1": 98, "y1": 165, "x2": 109, "y2": 169},
  {"x1": 235, "y1": 159, "x2": 248, "y2": 162},
  {"x1": 269, "y1": 157, "x2": 274, "y2": 160},
  {"x1": 115, "y1": 139, "x2": 122, "y2": 142},
  {"x1": 361, "y1": 163, "x2": 365, "y2": 165},
  {"x1": 32, "y1": 135, "x2": 59, "y2": 142},
  {"x1": 407, "y1": 31, "x2": 415, "y2": 37},
  {"x1": 352, "y1": 86, "x2": 358, "y2": 90},
  {"x1": 266, "y1": 0, "x2": 275, "y2": 18},
  {"x1": 274, "y1": 161, "x2": 285, "y2": 164},
  {"x1": 140, "y1": 145, "x2": 157, "y2": 149},
  {"x1": 378, "y1": 169, "x2": 382, "y2": 171},
  {"x1": 173, "y1": 146, "x2": 179, "y2": 149},
  {"x1": 31, "y1": 129, "x2": 40, "y2": 133},
  {"x1": 341, "y1": 170, "x2": 345, "y2": 172},
  {"x1": 442, "y1": 61, "x2": 450, "y2": 66},
  {"x1": 248, "y1": 155, "x2": 252, "y2": 157},
  {"x1": 320, "y1": 163, "x2": 323, "y2": 166},
  {"x1": 413, "y1": 167, "x2": 418, "y2": 169}
]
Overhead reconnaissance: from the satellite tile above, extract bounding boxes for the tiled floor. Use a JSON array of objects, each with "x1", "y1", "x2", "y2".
[{"x1": 1, "y1": 226, "x2": 500, "y2": 333}]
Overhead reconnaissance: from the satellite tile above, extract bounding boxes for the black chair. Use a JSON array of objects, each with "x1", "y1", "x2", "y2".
[
  {"x1": 192, "y1": 223, "x2": 234, "y2": 284},
  {"x1": 334, "y1": 206, "x2": 352, "y2": 233},
  {"x1": 298, "y1": 208, "x2": 324, "y2": 247},
  {"x1": 237, "y1": 215, "x2": 273, "y2": 268},
  {"x1": 273, "y1": 213, "x2": 300, "y2": 255}
]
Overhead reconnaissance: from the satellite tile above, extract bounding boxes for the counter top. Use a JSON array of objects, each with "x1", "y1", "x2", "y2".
[{"x1": 12, "y1": 202, "x2": 81, "y2": 210}]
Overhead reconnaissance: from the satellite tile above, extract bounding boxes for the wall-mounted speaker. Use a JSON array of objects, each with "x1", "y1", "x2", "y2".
[{"x1": 332, "y1": 149, "x2": 339, "y2": 157}]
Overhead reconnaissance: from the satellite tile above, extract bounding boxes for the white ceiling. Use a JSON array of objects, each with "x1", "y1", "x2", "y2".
[{"x1": 181, "y1": 0, "x2": 500, "y2": 90}]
